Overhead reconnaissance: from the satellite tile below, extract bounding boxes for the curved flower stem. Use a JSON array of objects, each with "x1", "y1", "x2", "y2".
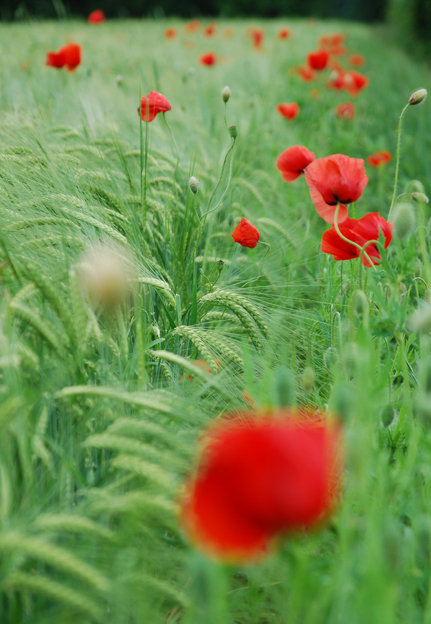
[
  {"x1": 388, "y1": 103, "x2": 410, "y2": 220},
  {"x1": 242, "y1": 242, "x2": 271, "y2": 286},
  {"x1": 223, "y1": 102, "x2": 229, "y2": 131},
  {"x1": 333, "y1": 204, "x2": 377, "y2": 271},
  {"x1": 201, "y1": 137, "x2": 236, "y2": 221}
]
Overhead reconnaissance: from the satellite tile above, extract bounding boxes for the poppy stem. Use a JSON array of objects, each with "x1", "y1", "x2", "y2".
[
  {"x1": 201, "y1": 137, "x2": 236, "y2": 220},
  {"x1": 163, "y1": 113, "x2": 180, "y2": 178},
  {"x1": 388, "y1": 103, "x2": 410, "y2": 220},
  {"x1": 242, "y1": 242, "x2": 271, "y2": 286},
  {"x1": 333, "y1": 204, "x2": 377, "y2": 270}
]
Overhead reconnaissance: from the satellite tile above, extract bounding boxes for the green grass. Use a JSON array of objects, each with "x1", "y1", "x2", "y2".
[{"x1": 1, "y1": 15, "x2": 431, "y2": 624}]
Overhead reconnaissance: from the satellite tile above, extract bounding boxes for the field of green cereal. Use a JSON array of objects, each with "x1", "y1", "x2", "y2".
[{"x1": 1, "y1": 16, "x2": 431, "y2": 624}]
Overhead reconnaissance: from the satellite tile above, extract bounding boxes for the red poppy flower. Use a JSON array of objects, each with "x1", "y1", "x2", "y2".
[
  {"x1": 307, "y1": 50, "x2": 329, "y2": 71},
  {"x1": 367, "y1": 151, "x2": 392, "y2": 167},
  {"x1": 349, "y1": 54, "x2": 365, "y2": 67},
  {"x1": 329, "y1": 44, "x2": 347, "y2": 57},
  {"x1": 46, "y1": 43, "x2": 82, "y2": 72},
  {"x1": 88, "y1": 9, "x2": 105, "y2": 24},
  {"x1": 327, "y1": 70, "x2": 346, "y2": 91},
  {"x1": 299, "y1": 66, "x2": 316, "y2": 82},
  {"x1": 319, "y1": 33, "x2": 345, "y2": 48},
  {"x1": 251, "y1": 28, "x2": 264, "y2": 49},
  {"x1": 276, "y1": 102, "x2": 300, "y2": 120},
  {"x1": 185, "y1": 20, "x2": 201, "y2": 33},
  {"x1": 200, "y1": 52, "x2": 216, "y2": 66},
  {"x1": 180, "y1": 412, "x2": 343, "y2": 561},
  {"x1": 304, "y1": 154, "x2": 368, "y2": 224},
  {"x1": 232, "y1": 218, "x2": 260, "y2": 248},
  {"x1": 276, "y1": 145, "x2": 316, "y2": 182},
  {"x1": 321, "y1": 212, "x2": 393, "y2": 266},
  {"x1": 138, "y1": 91, "x2": 171, "y2": 122},
  {"x1": 278, "y1": 28, "x2": 291, "y2": 39},
  {"x1": 343, "y1": 71, "x2": 369, "y2": 97},
  {"x1": 164, "y1": 27, "x2": 177, "y2": 39},
  {"x1": 335, "y1": 102, "x2": 355, "y2": 120},
  {"x1": 203, "y1": 23, "x2": 217, "y2": 37}
]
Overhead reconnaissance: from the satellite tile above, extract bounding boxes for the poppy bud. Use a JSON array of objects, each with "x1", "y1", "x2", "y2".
[
  {"x1": 343, "y1": 342, "x2": 359, "y2": 376},
  {"x1": 274, "y1": 367, "x2": 295, "y2": 407},
  {"x1": 324, "y1": 347, "x2": 338, "y2": 370},
  {"x1": 330, "y1": 383, "x2": 355, "y2": 422},
  {"x1": 392, "y1": 203, "x2": 415, "y2": 239},
  {"x1": 229, "y1": 125, "x2": 238, "y2": 139},
  {"x1": 301, "y1": 367, "x2": 315, "y2": 393},
  {"x1": 412, "y1": 192, "x2": 429, "y2": 204},
  {"x1": 221, "y1": 86, "x2": 231, "y2": 103},
  {"x1": 380, "y1": 404, "x2": 395, "y2": 428},
  {"x1": 408, "y1": 88, "x2": 428, "y2": 105},
  {"x1": 189, "y1": 176, "x2": 199, "y2": 194},
  {"x1": 352, "y1": 289, "x2": 369, "y2": 318}
]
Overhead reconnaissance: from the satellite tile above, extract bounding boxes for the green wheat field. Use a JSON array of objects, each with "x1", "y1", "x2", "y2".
[{"x1": 1, "y1": 15, "x2": 431, "y2": 624}]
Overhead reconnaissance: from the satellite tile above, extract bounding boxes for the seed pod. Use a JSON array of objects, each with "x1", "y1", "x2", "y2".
[
  {"x1": 409, "y1": 88, "x2": 428, "y2": 105},
  {"x1": 324, "y1": 347, "x2": 338, "y2": 370},
  {"x1": 221, "y1": 86, "x2": 231, "y2": 103},
  {"x1": 229, "y1": 125, "x2": 238, "y2": 139},
  {"x1": 274, "y1": 367, "x2": 295, "y2": 407},
  {"x1": 301, "y1": 367, "x2": 315, "y2": 393},
  {"x1": 352, "y1": 289, "x2": 369, "y2": 318},
  {"x1": 392, "y1": 203, "x2": 415, "y2": 239},
  {"x1": 189, "y1": 176, "x2": 199, "y2": 194}
]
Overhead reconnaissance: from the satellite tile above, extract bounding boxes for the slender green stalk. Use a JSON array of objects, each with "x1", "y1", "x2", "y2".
[
  {"x1": 201, "y1": 137, "x2": 236, "y2": 221},
  {"x1": 388, "y1": 103, "x2": 410, "y2": 220}
]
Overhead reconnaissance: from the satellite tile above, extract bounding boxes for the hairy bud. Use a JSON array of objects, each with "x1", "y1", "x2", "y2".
[
  {"x1": 229, "y1": 125, "x2": 238, "y2": 139},
  {"x1": 352, "y1": 289, "x2": 369, "y2": 318},
  {"x1": 324, "y1": 347, "x2": 339, "y2": 370},
  {"x1": 409, "y1": 88, "x2": 428, "y2": 105},
  {"x1": 392, "y1": 203, "x2": 415, "y2": 239},
  {"x1": 189, "y1": 176, "x2": 199, "y2": 194},
  {"x1": 78, "y1": 244, "x2": 132, "y2": 310},
  {"x1": 221, "y1": 85, "x2": 231, "y2": 103},
  {"x1": 412, "y1": 192, "x2": 429, "y2": 204}
]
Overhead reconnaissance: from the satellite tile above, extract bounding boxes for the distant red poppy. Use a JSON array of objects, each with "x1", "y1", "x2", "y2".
[
  {"x1": 299, "y1": 66, "x2": 316, "y2": 82},
  {"x1": 251, "y1": 28, "x2": 264, "y2": 49},
  {"x1": 185, "y1": 20, "x2": 201, "y2": 33},
  {"x1": 88, "y1": 9, "x2": 105, "y2": 24},
  {"x1": 200, "y1": 52, "x2": 216, "y2": 66},
  {"x1": 329, "y1": 44, "x2": 347, "y2": 57},
  {"x1": 349, "y1": 54, "x2": 365, "y2": 67},
  {"x1": 367, "y1": 151, "x2": 392, "y2": 167},
  {"x1": 335, "y1": 102, "x2": 355, "y2": 120},
  {"x1": 46, "y1": 43, "x2": 82, "y2": 72},
  {"x1": 180, "y1": 412, "x2": 343, "y2": 561},
  {"x1": 307, "y1": 50, "x2": 329, "y2": 71},
  {"x1": 164, "y1": 27, "x2": 177, "y2": 39},
  {"x1": 319, "y1": 33, "x2": 345, "y2": 48},
  {"x1": 321, "y1": 212, "x2": 393, "y2": 266},
  {"x1": 304, "y1": 154, "x2": 368, "y2": 224},
  {"x1": 277, "y1": 28, "x2": 291, "y2": 39},
  {"x1": 327, "y1": 70, "x2": 346, "y2": 91},
  {"x1": 343, "y1": 71, "x2": 369, "y2": 97},
  {"x1": 276, "y1": 102, "x2": 300, "y2": 120},
  {"x1": 232, "y1": 218, "x2": 260, "y2": 248},
  {"x1": 203, "y1": 23, "x2": 217, "y2": 37},
  {"x1": 138, "y1": 91, "x2": 171, "y2": 122},
  {"x1": 276, "y1": 145, "x2": 316, "y2": 182}
]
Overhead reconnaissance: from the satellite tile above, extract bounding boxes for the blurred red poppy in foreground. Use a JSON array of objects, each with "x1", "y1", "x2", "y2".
[
  {"x1": 232, "y1": 218, "x2": 260, "y2": 248},
  {"x1": 276, "y1": 102, "x2": 300, "y2": 120},
  {"x1": 322, "y1": 212, "x2": 393, "y2": 266},
  {"x1": 138, "y1": 91, "x2": 171, "y2": 122},
  {"x1": 304, "y1": 154, "x2": 368, "y2": 224},
  {"x1": 367, "y1": 151, "x2": 392, "y2": 167},
  {"x1": 88, "y1": 9, "x2": 105, "y2": 24},
  {"x1": 276, "y1": 145, "x2": 316, "y2": 182},
  {"x1": 180, "y1": 412, "x2": 343, "y2": 561},
  {"x1": 200, "y1": 52, "x2": 217, "y2": 66},
  {"x1": 307, "y1": 50, "x2": 329, "y2": 71},
  {"x1": 46, "y1": 43, "x2": 82, "y2": 71},
  {"x1": 164, "y1": 27, "x2": 177, "y2": 39},
  {"x1": 278, "y1": 28, "x2": 291, "y2": 39},
  {"x1": 349, "y1": 54, "x2": 365, "y2": 67},
  {"x1": 335, "y1": 102, "x2": 355, "y2": 120}
]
